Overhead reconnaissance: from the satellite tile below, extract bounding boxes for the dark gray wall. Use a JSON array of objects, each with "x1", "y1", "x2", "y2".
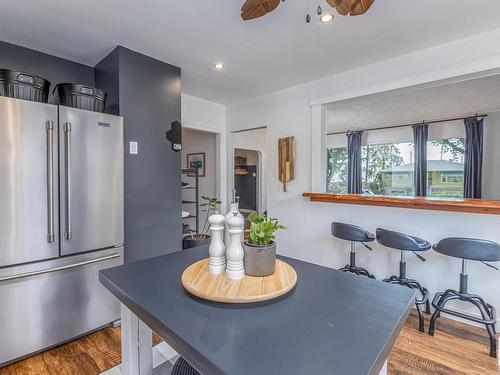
[
  {"x1": 0, "y1": 41, "x2": 94, "y2": 104},
  {"x1": 95, "y1": 46, "x2": 182, "y2": 263},
  {"x1": 93, "y1": 48, "x2": 120, "y2": 116}
]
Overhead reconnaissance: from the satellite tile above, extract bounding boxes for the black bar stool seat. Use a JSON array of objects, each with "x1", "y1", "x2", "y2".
[
  {"x1": 376, "y1": 228, "x2": 431, "y2": 252},
  {"x1": 331, "y1": 222, "x2": 376, "y2": 279},
  {"x1": 429, "y1": 237, "x2": 499, "y2": 358},
  {"x1": 171, "y1": 357, "x2": 200, "y2": 375},
  {"x1": 376, "y1": 228, "x2": 431, "y2": 332}
]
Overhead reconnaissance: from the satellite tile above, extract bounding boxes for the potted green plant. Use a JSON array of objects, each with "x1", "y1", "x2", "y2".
[
  {"x1": 243, "y1": 213, "x2": 287, "y2": 276},
  {"x1": 183, "y1": 196, "x2": 221, "y2": 249}
]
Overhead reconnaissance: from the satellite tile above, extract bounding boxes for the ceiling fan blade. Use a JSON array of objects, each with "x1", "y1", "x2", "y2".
[
  {"x1": 326, "y1": 0, "x2": 375, "y2": 16},
  {"x1": 241, "y1": 0, "x2": 281, "y2": 20},
  {"x1": 242, "y1": 6, "x2": 268, "y2": 20},
  {"x1": 242, "y1": 0, "x2": 265, "y2": 12},
  {"x1": 350, "y1": 0, "x2": 375, "y2": 15},
  {"x1": 326, "y1": 0, "x2": 350, "y2": 16}
]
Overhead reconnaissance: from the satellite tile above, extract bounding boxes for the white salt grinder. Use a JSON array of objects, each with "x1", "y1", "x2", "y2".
[
  {"x1": 208, "y1": 212, "x2": 226, "y2": 275},
  {"x1": 225, "y1": 190, "x2": 243, "y2": 247},
  {"x1": 226, "y1": 212, "x2": 245, "y2": 280}
]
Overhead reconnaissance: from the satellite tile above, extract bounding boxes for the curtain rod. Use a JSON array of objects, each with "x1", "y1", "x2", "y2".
[
  {"x1": 326, "y1": 114, "x2": 488, "y2": 136},
  {"x1": 230, "y1": 126, "x2": 267, "y2": 134}
]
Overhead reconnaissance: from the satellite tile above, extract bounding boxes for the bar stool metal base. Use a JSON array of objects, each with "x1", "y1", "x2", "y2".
[
  {"x1": 429, "y1": 262, "x2": 497, "y2": 358},
  {"x1": 171, "y1": 357, "x2": 201, "y2": 375},
  {"x1": 338, "y1": 246, "x2": 375, "y2": 279},
  {"x1": 383, "y1": 254, "x2": 430, "y2": 332},
  {"x1": 339, "y1": 264, "x2": 376, "y2": 279}
]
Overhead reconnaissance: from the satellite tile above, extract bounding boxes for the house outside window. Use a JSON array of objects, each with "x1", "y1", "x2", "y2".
[
  {"x1": 325, "y1": 131, "x2": 465, "y2": 199},
  {"x1": 362, "y1": 142, "x2": 414, "y2": 196},
  {"x1": 427, "y1": 137, "x2": 464, "y2": 198}
]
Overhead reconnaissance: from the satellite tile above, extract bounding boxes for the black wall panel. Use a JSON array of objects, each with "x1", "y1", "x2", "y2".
[
  {"x1": 95, "y1": 46, "x2": 182, "y2": 263},
  {"x1": 0, "y1": 41, "x2": 94, "y2": 104}
]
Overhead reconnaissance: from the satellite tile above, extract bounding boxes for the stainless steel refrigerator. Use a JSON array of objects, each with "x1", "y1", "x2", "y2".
[{"x1": 0, "y1": 96, "x2": 124, "y2": 366}]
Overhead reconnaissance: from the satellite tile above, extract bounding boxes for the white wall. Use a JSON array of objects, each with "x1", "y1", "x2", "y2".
[
  {"x1": 181, "y1": 93, "x2": 225, "y2": 133},
  {"x1": 181, "y1": 93, "x2": 228, "y2": 212},
  {"x1": 182, "y1": 128, "x2": 217, "y2": 219},
  {"x1": 226, "y1": 28, "x2": 500, "y2": 322}
]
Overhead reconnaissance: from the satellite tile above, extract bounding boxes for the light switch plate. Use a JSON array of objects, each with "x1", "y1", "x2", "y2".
[{"x1": 129, "y1": 141, "x2": 138, "y2": 155}]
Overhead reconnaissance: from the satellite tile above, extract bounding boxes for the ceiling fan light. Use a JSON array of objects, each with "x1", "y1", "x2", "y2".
[
  {"x1": 214, "y1": 63, "x2": 225, "y2": 70},
  {"x1": 319, "y1": 12, "x2": 334, "y2": 23}
]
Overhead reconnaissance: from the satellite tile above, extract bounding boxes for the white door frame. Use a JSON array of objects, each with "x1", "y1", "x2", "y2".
[{"x1": 229, "y1": 126, "x2": 267, "y2": 214}]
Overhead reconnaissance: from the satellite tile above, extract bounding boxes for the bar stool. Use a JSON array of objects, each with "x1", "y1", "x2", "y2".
[
  {"x1": 376, "y1": 228, "x2": 431, "y2": 332},
  {"x1": 429, "y1": 237, "x2": 499, "y2": 358},
  {"x1": 331, "y1": 222, "x2": 376, "y2": 279},
  {"x1": 171, "y1": 357, "x2": 200, "y2": 375}
]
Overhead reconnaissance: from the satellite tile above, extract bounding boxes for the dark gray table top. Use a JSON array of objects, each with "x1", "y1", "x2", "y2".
[{"x1": 100, "y1": 246, "x2": 415, "y2": 375}]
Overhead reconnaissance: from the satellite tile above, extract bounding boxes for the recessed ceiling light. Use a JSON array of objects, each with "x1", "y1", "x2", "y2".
[
  {"x1": 319, "y1": 13, "x2": 333, "y2": 23},
  {"x1": 214, "y1": 63, "x2": 224, "y2": 70}
]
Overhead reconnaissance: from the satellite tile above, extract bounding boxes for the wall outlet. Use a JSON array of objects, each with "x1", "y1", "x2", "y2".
[{"x1": 129, "y1": 141, "x2": 138, "y2": 155}]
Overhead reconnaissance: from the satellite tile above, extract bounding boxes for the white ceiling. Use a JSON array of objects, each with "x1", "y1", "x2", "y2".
[
  {"x1": 326, "y1": 74, "x2": 500, "y2": 132},
  {"x1": 2, "y1": 1, "x2": 500, "y2": 104}
]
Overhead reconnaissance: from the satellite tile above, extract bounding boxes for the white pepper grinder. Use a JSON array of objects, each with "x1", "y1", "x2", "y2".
[
  {"x1": 208, "y1": 212, "x2": 226, "y2": 275},
  {"x1": 226, "y1": 212, "x2": 245, "y2": 280},
  {"x1": 225, "y1": 189, "x2": 244, "y2": 247}
]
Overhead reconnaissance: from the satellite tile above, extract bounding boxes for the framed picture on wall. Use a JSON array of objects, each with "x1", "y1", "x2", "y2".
[{"x1": 187, "y1": 152, "x2": 206, "y2": 177}]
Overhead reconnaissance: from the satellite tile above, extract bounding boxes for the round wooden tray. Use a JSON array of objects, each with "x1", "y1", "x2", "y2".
[{"x1": 181, "y1": 258, "x2": 297, "y2": 304}]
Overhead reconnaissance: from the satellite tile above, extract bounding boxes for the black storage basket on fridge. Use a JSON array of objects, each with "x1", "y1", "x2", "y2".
[
  {"x1": 0, "y1": 69, "x2": 51, "y2": 103},
  {"x1": 54, "y1": 83, "x2": 107, "y2": 112}
]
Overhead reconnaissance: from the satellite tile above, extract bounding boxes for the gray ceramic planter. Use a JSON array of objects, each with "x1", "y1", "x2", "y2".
[{"x1": 243, "y1": 241, "x2": 276, "y2": 277}]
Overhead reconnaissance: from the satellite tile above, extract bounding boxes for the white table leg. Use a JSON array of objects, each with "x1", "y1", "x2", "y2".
[
  {"x1": 121, "y1": 303, "x2": 153, "y2": 375},
  {"x1": 378, "y1": 360, "x2": 388, "y2": 375}
]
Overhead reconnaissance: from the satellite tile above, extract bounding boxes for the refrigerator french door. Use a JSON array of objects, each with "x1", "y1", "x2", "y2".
[
  {"x1": 0, "y1": 97, "x2": 59, "y2": 267},
  {"x1": 0, "y1": 97, "x2": 124, "y2": 366},
  {"x1": 59, "y1": 106, "x2": 124, "y2": 256}
]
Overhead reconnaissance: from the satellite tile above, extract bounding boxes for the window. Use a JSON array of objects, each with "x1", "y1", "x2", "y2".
[
  {"x1": 326, "y1": 141, "x2": 415, "y2": 196},
  {"x1": 326, "y1": 147, "x2": 348, "y2": 193},
  {"x1": 361, "y1": 142, "x2": 414, "y2": 196},
  {"x1": 441, "y1": 174, "x2": 463, "y2": 184},
  {"x1": 427, "y1": 137, "x2": 464, "y2": 198},
  {"x1": 325, "y1": 133, "x2": 465, "y2": 198}
]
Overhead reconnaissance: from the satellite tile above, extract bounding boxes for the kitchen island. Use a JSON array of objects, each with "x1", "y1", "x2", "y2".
[{"x1": 100, "y1": 246, "x2": 415, "y2": 375}]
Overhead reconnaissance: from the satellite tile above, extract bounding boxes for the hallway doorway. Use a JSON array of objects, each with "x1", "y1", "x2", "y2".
[{"x1": 234, "y1": 148, "x2": 259, "y2": 212}]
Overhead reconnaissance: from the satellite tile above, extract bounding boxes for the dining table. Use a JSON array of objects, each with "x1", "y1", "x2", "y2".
[{"x1": 99, "y1": 246, "x2": 415, "y2": 375}]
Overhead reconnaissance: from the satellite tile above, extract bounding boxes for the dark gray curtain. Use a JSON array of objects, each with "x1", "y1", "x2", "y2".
[
  {"x1": 347, "y1": 131, "x2": 363, "y2": 194},
  {"x1": 464, "y1": 117, "x2": 483, "y2": 198},
  {"x1": 412, "y1": 123, "x2": 429, "y2": 196}
]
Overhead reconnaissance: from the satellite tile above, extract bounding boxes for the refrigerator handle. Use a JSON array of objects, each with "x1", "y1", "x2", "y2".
[
  {"x1": 0, "y1": 253, "x2": 121, "y2": 282},
  {"x1": 64, "y1": 122, "x2": 72, "y2": 240},
  {"x1": 46, "y1": 121, "x2": 55, "y2": 243}
]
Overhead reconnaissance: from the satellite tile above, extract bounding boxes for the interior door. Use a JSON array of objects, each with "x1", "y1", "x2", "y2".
[
  {"x1": 0, "y1": 97, "x2": 59, "y2": 267},
  {"x1": 59, "y1": 107, "x2": 124, "y2": 256},
  {"x1": 235, "y1": 165, "x2": 257, "y2": 211}
]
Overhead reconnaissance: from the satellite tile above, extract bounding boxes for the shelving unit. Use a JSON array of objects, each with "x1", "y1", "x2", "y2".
[{"x1": 181, "y1": 168, "x2": 200, "y2": 234}]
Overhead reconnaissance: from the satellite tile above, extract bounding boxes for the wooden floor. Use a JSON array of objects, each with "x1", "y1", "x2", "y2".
[{"x1": 1, "y1": 312, "x2": 498, "y2": 374}]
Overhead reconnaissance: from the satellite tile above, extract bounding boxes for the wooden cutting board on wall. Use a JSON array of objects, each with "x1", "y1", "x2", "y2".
[{"x1": 278, "y1": 136, "x2": 295, "y2": 192}]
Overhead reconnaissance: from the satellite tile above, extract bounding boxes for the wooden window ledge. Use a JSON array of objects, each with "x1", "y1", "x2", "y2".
[{"x1": 302, "y1": 193, "x2": 500, "y2": 215}]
